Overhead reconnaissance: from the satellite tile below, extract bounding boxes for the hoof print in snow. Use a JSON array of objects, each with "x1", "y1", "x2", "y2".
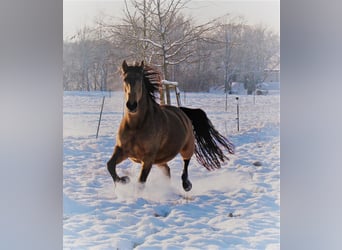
[
  {"x1": 153, "y1": 212, "x2": 166, "y2": 217},
  {"x1": 228, "y1": 212, "x2": 241, "y2": 218},
  {"x1": 153, "y1": 206, "x2": 170, "y2": 217},
  {"x1": 253, "y1": 161, "x2": 262, "y2": 166}
]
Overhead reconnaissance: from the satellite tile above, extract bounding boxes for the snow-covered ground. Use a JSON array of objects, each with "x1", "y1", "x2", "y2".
[{"x1": 63, "y1": 91, "x2": 280, "y2": 249}]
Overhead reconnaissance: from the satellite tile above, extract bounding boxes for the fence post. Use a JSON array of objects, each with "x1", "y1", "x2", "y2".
[
  {"x1": 225, "y1": 91, "x2": 228, "y2": 112},
  {"x1": 236, "y1": 96, "x2": 240, "y2": 132},
  {"x1": 96, "y1": 96, "x2": 105, "y2": 139}
]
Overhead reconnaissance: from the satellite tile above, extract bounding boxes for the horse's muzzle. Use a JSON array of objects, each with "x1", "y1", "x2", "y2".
[{"x1": 126, "y1": 101, "x2": 138, "y2": 113}]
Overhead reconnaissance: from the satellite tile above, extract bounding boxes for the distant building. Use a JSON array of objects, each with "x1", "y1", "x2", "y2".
[
  {"x1": 233, "y1": 69, "x2": 280, "y2": 83},
  {"x1": 263, "y1": 69, "x2": 280, "y2": 82},
  {"x1": 230, "y1": 82, "x2": 247, "y2": 95},
  {"x1": 230, "y1": 69, "x2": 280, "y2": 95}
]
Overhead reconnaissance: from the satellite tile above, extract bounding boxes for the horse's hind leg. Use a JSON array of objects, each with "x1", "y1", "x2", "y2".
[
  {"x1": 107, "y1": 146, "x2": 129, "y2": 184},
  {"x1": 157, "y1": 163, "x2": 171, "y2": 178},
  {"x1": 182, "y1": 159, "x2": 192, "y2": 192},
  {"x1": 138, "y1": 161, "x2": 153, "y2": 184}
]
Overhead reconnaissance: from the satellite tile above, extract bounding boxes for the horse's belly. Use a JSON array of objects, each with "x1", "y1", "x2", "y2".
[
  {"x1": 154, "y1": 155, "x2": 177, "y2": 164},
  {"x1": 154, "y1": 143, "x2": 183, "y2": 164},
  {"x1": 128, "y1": 140, "x2": 188, "y2": 164},
  {"x1": 154, "y1": 123, "x2": 193, "y2": 163},
  {"x1": 129, "y1": 158, "x2": 141, "y2": 163}
]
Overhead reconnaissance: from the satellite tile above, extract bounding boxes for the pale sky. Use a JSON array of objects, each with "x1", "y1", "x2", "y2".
[{"x1": 63, "y1": 0, "x2": 280, "y2": 39}]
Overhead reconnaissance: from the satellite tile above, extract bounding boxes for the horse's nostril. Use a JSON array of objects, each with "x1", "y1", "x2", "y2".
[{"x1": 126, "y1": 101, "x2": 138, "y2": 112}]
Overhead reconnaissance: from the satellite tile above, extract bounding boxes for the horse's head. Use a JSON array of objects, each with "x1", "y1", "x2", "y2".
[{"x1": 121, "y1": 60, "x2": 145, "y2": 113}]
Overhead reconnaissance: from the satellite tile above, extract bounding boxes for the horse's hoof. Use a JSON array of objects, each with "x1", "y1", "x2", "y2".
[
  {"x1": 119, "y1": 176, "x2": 130, "y2": 184},
  {"x1": 183, "y1": 180, "x2": 192, "y2": 192}
]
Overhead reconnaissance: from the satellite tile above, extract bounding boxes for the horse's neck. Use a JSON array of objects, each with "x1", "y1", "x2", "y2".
[{"x1": 125, "y1": 95, "x2": 155, "y2": 129}]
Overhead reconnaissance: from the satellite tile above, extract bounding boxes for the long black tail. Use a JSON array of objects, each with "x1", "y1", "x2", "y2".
[{"x1": 180, "y1": 107, "x2": 235, "y2": 171}]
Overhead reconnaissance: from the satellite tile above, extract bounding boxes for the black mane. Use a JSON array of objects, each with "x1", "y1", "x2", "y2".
[{"x1": 143, "y1": 65, "x2": 162, "y2": 103}]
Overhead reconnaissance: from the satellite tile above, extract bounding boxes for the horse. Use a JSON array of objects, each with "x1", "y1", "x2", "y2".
[{"x1": 107, "y1": 60, "x2": 235, "y2": 192}]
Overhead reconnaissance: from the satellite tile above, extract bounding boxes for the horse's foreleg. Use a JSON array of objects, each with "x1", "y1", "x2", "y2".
[
  {"x1": 107, "y1": 146, "x2": 129, "y2": 184},
  {"x1": 182, "y1": 159, "x2": 192, "y2": 192}
]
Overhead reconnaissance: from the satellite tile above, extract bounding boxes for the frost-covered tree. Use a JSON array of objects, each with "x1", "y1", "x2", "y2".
[
  {"x1": 64, "y1": 2, "x2": 279, "y2": 92},
  {"x1": 212, "y1": 16, "x2": 246, "y2": 92},
  {"x1": 111, "y1": 0, "x2": 215, "y2": 101},
  {"x1": 63, "y1": 25, "x2": 120, "y2": 91},
  {"x1": 239, "y1": 25, "x2": 280, "y2": 93}
]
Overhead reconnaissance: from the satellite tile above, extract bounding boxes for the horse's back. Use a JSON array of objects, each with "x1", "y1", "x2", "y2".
[{"x1": 160, "y1": 105, "x2": 193, "y2": 133}]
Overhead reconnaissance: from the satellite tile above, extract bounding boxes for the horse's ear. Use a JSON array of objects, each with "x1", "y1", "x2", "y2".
[
  {"x1": 122, "y1": 60, "x2": 128, "y2": 73},
  {"x1": 140, "y1": 60, "x2": 144, "y2": 68}
]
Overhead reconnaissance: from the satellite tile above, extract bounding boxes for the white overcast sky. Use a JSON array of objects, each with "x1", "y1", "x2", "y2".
[{"x1": 63, "y1": 0, "x2": 279, "y2": 39}]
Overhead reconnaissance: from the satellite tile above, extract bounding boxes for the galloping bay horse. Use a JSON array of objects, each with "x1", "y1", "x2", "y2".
[{"x1": 107, "y1": 60, "x2": 234, "y2": 192}]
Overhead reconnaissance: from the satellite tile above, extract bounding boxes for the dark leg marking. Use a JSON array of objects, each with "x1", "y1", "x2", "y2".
[
  {"x1": 182, "y1": 159, "x2": 192, "y2": 192},
  {"x1": 138, "y1": 163, "x2": 153, "y2": 183}
]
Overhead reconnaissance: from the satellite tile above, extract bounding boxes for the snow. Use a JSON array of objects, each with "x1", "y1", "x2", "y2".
[
  {"x1": 161, "y1": 80, "x2": 178, "y2": 86},
  {"x1": 63, "y1": 91, "x2": 280, "y2": 249},
  {"x1": 231, "y1": 82, "x2": 247, "y2": 95}
]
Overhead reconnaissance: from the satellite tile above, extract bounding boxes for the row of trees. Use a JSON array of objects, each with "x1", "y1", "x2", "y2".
[{"x1": 63, "y1": 0, "x2": 279, "y2": 92}]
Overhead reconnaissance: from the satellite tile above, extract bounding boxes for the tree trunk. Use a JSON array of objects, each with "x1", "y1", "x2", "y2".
[{"x1": 162, "y1": 49, "x2": 171, "y2": 105}]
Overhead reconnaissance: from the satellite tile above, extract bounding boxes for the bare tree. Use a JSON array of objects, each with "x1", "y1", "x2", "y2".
[
  {"x1": 63, "y1": 2, "x2": 279, "y2": 93},
  {"x1": 210, "y1": 16, "x2": 246, "y2": 93},
  {"x1": 113, "y1": 0, "x2": 216, "y2": 101},
  {"x1": 238, "y1": 24, "x2": 280, "y2": 93},
  {"x1": 68, "y1": 25, "x2": 95, "y2": 91}
]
